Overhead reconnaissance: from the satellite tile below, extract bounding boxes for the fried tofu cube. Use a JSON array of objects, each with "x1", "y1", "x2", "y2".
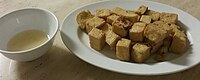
[
  {"x1": 155, "y1": 37, "x2": 172, "y2": 59},
  {"x1": 155, "y1": 37, "x2": 172, "y2": 61},
  {"x1": 112, "y1": 7, "x2": 139, "y2": 23},
  {"x1": 99, "y1": 23, "x2": 113, "y2": 34},
  {"x1": 124, "y1": 13, "x2": 140, "y2": 23},
  {"x1": 136, "y1": 5, "x2": 148, "y2": 15},
  {"x1": 76, "y1": 10, "x2": 94, "y2": 30},
  {"x1": 106, "y1": 31, "x2": 121, "y2": 49},
  {"x1": 111, "y1": 7, "x2": 127, "y2": 16},
  {"x1": 170, "y1": 24, "x2": 181, "y2": 35},
  {"x1": 154, "y1": 46, "x2": 168, "y2": 61},
  {"x1": 160, "y1": 12, "x2": 178, "y2": 24},
  {"x1": 116, "y1": 38, "x2": 131, "y2": 61},
  {"x1": 150, "y1": 41, "x2": 163, "y2": 54},
  {"x1": 107, "y1": 14, "x2": 122, "y2": 24},
  {"x1": 86, "y1": 16, "x2": 106, "y2": 33},
  {"x1": 88, "y1": 28, "x2": 105, "y2": 50},
  {"x1": 122, "y1": 19, "x2": 133, "y2": 30},
  {"x1": 145, "y1": 10, "x2": 160, "y2": 21},
  {"x1": 96, "y1": 9, "x2": 111, "y2": 18},
  {"x1": 144, "y1": 23, "x2": 167, "y2": 44},
  {"x1": 153, "y1": 21, "x2": 172, "y2": 35},
  {"x1": 131, "y1": 43, "x2": 150, "y2": 63},
  {"x1": 140, "y1": 15, "x2": 152, "y2": 24},
  {"x1": 170, "y1": 31, "x2": 187, "y2": 54},
  {"x1": 129, "y1": 22, "x2": 146, "y2": 42},
  {"x1": 112, "y1": 20, "x2": 127, "y2": 37}
]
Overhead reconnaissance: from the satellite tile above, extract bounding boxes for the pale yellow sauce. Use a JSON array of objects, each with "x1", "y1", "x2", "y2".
[{"x1": 7, "y1": 30, "x2": 49, "y2": 51}]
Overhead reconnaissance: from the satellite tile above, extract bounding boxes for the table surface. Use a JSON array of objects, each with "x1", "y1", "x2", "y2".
[{"x1": 0, "y1": 0, "x2": 200, "y2": 80}]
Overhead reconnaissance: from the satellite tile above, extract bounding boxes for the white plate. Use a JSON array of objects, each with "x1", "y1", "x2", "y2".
[{"x1": 60, "y1": 0, "x2": 200, "y2": 75}]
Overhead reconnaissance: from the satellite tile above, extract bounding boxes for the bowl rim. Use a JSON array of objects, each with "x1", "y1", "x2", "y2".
[{"x1": 0, "y1": 7, "x2": 59, "y2": 54}]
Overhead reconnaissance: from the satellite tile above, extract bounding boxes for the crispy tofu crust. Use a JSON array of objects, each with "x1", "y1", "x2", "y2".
[
  {"x1": 154, "y1": 46, "x2": 169, "y2": 61},
  {"x1": 170, "y1": 30, "x2": 187, "y2": 54},
  {"x1": 76, "y1": 10, "x2": 94, "y2": 30},
  {"x1": 140, "y1": 15, "x2": 152, "y2": 24},
  {"x1": 112, "y1": 20, "x2": 128, "y2": 37},
  {"x1": 107, "y1": 14, "x2": 122, "y2": 24},
  {"x1": 100, "y1": 23, "x2": 113, "y2": 34},
  {"x1": 106, "y1": 31, "x2": 121, "y2": 49},
  {"x1": 124, "y1": 12, "x2": 140, "y2": 23},
  {"x1": 129, "y1": 22, "x2": 146, "y2": 42},
  {"x1": 144, "y1": 23, "x2": 167, "y2": 44},
  {"x1": 96, "y1": 9, "x2": 111, "y2": 18},
  {"x1": 88, "y1": 28, "x2": 105, "y2": 50},
  {"x1": 136, "y1": 5, "x2": 148, "y2": 15},
  {"x1": 145, "y1": 10, "x2": 160, "y2": 21},
  {"x1": 131, "y1": 43, "x2": 150, "y2": 63},
  {"x1": 86, "y1": 16, "x2": 105, "y2": 33},
  {"x1": 160, "y1": 12, "x2": 178, "y2": 24},
  {"x1": 116, "y1": 38, "x2": 131, "y2": 61},
  {"x1": 111, "y1": 7, "x2": 127, "y2": 16}
]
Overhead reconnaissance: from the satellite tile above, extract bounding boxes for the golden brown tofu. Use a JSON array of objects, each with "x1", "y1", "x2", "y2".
[
  {"x1": 155, "y1": 46, "x2": 168, "y2": 61},
  {"x1": 133, "y1": 22, "x2": 147, "y2": 27},
  {"x1": 76, "y1": 10, "x2": 94, "y2": 30},
  {"x1": 150, "y1": 41, "x2": 163, "y2": 54},
  {"x1": 154, "y1": 36, "x2": 172, "y2": 61},
  {"x1": 106, "y1": 31, "x2": 121, "y2": 49},
  {"x1": 153, "y1": 21, "x2": 172, "y2": 36},
  {"x1": 152, "y1": 20, "x2": 165, "y2": 24},
  {"x1": 127, "y1": 10, "x2": 136, "y2": 14},
  {"x1": 106, "y1": 14, "x2": 122, "y2": 24},
  {"x1": 111, "y1": 7, "x2": 127, "y2": 16},
  {"x1": 122, "y1": 19, "x2": 133, "y2": 30},
  {"x1": 170, "y1": 24, "x2": 181, "y2": 35},
  {"x1": 170, "y1": 30, "x2": 187, "y2": 54},
  {"x1": 100, "y1": 23, "x2": 113, "y2": 34},
  {"x1": 155, "y1": 37, "x2": 172, "y2": 60},
  {"x1": 144, "y1": 23, "x2": 167, "y2": 44},
  {"x1": 145, "y1": 10, "x2": 160, "y2": 21},
  {"x1": 116, "y1": 38, "x2": 131, "y2": 61},
  {"x1": 136, "y1": 5, "x2": 148, "y2": 15},
  {"x1": 86, "y1": 16, "x2": 106, "y2": 33},
  {"x1": 88, "y1": 28, "x2": 105, "y2": 50},
  {"x1": 129, "y1": 22, "x2": 146, "y2": 42},
  {"x1": 124, "y1": 12, "x2": 140, "y2": 23},
  {"x1": 155, "y1": 37, "x2": 172, "y2": 61},
  {"x1": 170, "y1": 24, "x2": 181, "y2": 30},
  {"x1": 76, "y1": 5, "x2": 189, "y2": 63},
  {"x1": 131, "y1": 43, "x2": 150, "y2": 63},
  {"x1": 140, "y1": 15, "x2": 152, "y2": 24},
  {"x1": 96, "y1": 9, "x2": 111, "y2": 18},
  {"x1": 112, "y1": 7, "x2": 139, "y2": 23},
  {"x1": 112, "y1": 20, "x2": 127, "y2": 37},
  {"x1": 160, "y1": 12, "x2": 178, "y2": 24}
]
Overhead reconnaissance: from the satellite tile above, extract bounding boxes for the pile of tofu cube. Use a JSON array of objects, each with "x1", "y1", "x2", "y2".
[{"x1": 76, "y1": 5, "x2": 188, "y2": 63}]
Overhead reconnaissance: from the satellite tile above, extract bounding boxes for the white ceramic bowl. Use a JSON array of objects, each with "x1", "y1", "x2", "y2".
[{"x1": 0, "y1": 8, "x2": 58, "y2": 61}]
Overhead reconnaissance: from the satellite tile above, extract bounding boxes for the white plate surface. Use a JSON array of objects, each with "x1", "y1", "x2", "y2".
[{"x1": 60, "y1": 0, "x2": 200, "y2": 75}]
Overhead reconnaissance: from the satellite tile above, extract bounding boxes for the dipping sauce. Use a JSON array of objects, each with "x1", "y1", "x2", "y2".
[{"x1": 7, "y1": 30, "x2": 49, "y2": 51}]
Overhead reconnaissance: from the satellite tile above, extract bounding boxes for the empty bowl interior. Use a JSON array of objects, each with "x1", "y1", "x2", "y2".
[{"x1": 0, "y1": 8, "x2": 58, "y2": 51}]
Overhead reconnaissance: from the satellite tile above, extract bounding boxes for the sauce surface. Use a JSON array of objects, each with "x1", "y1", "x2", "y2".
[{"x1": 7, "y1": 30, "x2": 49, "y2": 51}]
